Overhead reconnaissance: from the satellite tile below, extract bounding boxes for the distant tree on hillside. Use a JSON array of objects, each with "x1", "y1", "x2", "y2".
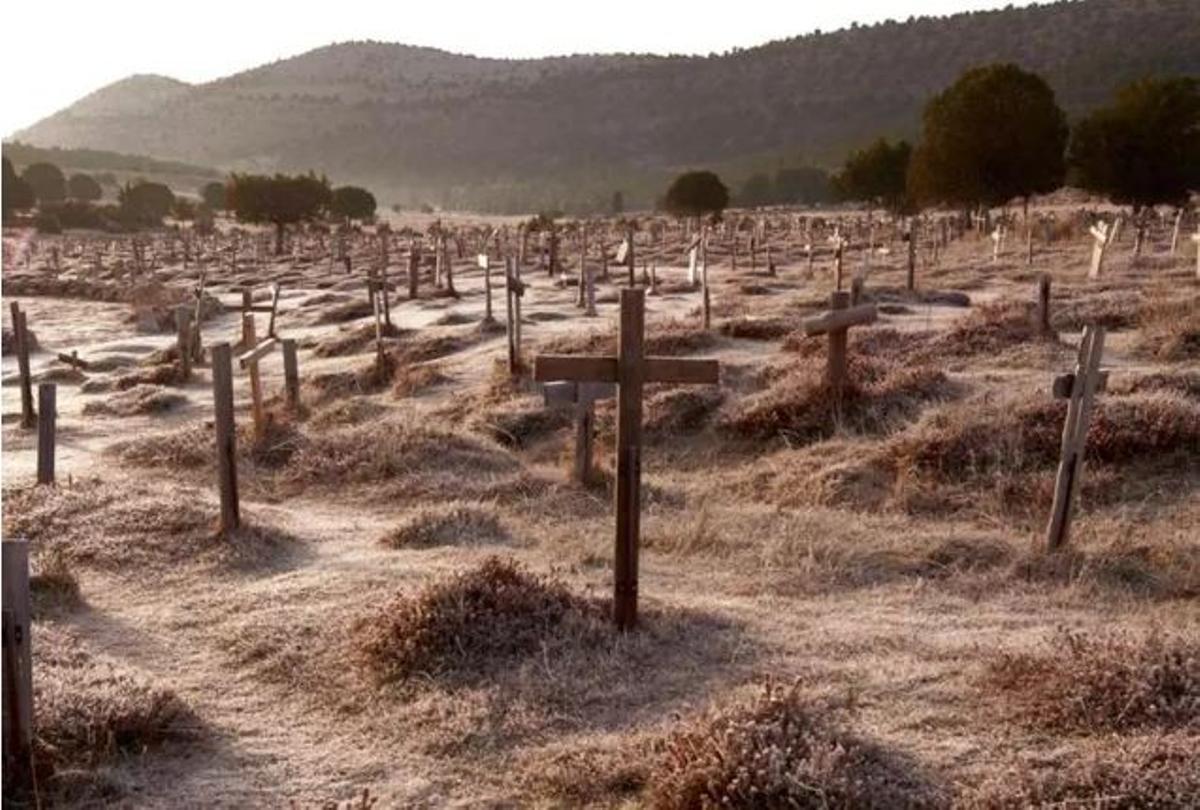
[
  {"x1": 834, "y1": 138, "x2": 912, "y2": 213},
  {"x1": 330, "y1": 185, "x2": 377, "y2": 221},
  {"x1": 119, "y1": 180, "x2": 175, "y2": 225},
  {"x1": 774, "y1": 167, "x2": 832, "y2": 205},
  {"x1": 738, "y1": 173, "x2": 774, "y2": 208},
  {"x1": 1069, "y1": 77, "x2": 1200, "y2": 212},
  {"x1": 2, "y1": 158, "x2": 36, "y2": 217},
  {"x1": 228, "y1": 172, "x2": 332, "y2": 253},
  {"x1": 67, "y1": 172, "x2": 103, "y2": 201},
  {"x1": 610, "y1": 190, "x2": 625, "y2": 215},
  {"x1": 21, "y1": 162, "x2": 67, "y2": 204},
  {"x1": 908, "y1": 63, "x2": 1068, "y2": 210},
  {"x1": 663, "y1": 170, "x2": 729, "y2": 218},
  {"x1": 200, "y1": 180, "x2": 227, "y2": 210}
]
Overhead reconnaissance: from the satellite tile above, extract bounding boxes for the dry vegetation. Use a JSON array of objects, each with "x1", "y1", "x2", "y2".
[{"x1": 3, "y1": 208, "x2": 1198, "y2": 806}]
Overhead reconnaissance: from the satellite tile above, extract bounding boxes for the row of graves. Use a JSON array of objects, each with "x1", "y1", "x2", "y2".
[{"x1": 3, "y1": 199, "x2": 1197, "y2": 792}]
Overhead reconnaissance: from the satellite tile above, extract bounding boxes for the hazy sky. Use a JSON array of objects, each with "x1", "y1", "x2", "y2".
[{"x1": 3, "y1": 0, "x2": 1037, "y2": 137}]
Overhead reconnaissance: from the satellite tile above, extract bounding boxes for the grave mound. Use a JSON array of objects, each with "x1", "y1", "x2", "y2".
[{"x1": 379, "y1": 502, "x2": 509, "y2": 549}]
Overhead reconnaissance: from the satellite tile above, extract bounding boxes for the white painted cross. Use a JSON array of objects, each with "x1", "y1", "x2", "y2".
[
  {"x1": 1192, "y1": 224, "x2": 1200, "y2": 280},
  {"x1": 1088, "y1": 220, "x2": 1110, "y2": 279}
]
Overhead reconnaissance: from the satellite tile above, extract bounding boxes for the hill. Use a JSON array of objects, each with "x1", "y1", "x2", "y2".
[{"x1": 12, "y1": 0, "x2": 1200, "y2": 213}]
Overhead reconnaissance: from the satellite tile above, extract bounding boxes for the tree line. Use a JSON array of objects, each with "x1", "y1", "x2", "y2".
[{"x1": 2, "y1": 160, "x2": 379, "y2": 240}]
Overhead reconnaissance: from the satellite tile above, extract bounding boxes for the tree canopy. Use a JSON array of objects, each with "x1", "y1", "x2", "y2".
[
  {"x1": 663, "y1": 171, "x2": 729, "y2": 218},
  {"x1": 2, "y1": 158, "x2": 36, "y2": 217},
  {"x1": 67, "y1": 172, "x2": 103, "y2": 201},
  {"x1": 21, "y1": 162, "x2": 67, "y2": 204},
  {"x1": 1068, "y1": 77, "x2": 1200, "y2": 211},
  {"x1": 330, "y1": 184, "x2": 377, "y2": 221},
  {"x1": 833, "y1": 138, "x2": 912, "y2": 212},
  {"x1": 119, "y1": 181, "x2": 175, "y2": 224},
  {"x1": 200, "y1": 180, "x2": 227, "y2": 210},
  {"x1": 907, "y1": 63, "x2": 1068, "y2": 208},
  {"x1": 228, "y1": 172, "x2": 332, "y2": 252}
]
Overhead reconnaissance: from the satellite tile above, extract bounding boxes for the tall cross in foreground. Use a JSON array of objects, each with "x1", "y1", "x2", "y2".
[{"x1": 534, "y1": 289, "x2": 719, "y2": 630}]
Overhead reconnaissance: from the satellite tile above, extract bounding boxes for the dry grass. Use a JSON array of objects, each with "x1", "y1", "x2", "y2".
[
  {"x1": 961, "y1": 735, "x2": 1200, "y2": 808},
  {"x1": 82, "y1": 384, "x2": 186, "y2": 417},
  {"x1": 351, "y1": 556, "x2": 606, "y2": 684},
  {"x1": 721, "y1": 355, "x2": 952, "y2": 444},
  {"x1": 112, "y1": 424, "x2": 211, "y2": 469},
  {"x1": 391, "y1": 362, "x2": 449, "y2": 397},
  {"x1": 981, "y1": 630, "x2": 1199, "y2": 733},
  {"x1": 648, "y1": 682, "x2": 945, "y2": 809},
  {"x1": 1135, "y1": 292, "x2": 1200, "y2": 361},
  {"x1": 379, "y1": 502, "x2": 509, "y2": 548},
  {"x1": 31, "y1": 546, "x2": 82, "y2": 614},
  {"x1": 2, "y1": 479, "x2": 296, "y2": 575},
  {"x1": 645, "y1": 387, "x2": 724, "y2": 435},
  {"x1": 30, "y1": 626, "x2": 193, "y2": 803},
  {"x1": 113, "y1": 362, "x2": 183, "y2": 390},
  {"x1": 931, "y1": 300, "x2": 1053, "y2": 357},
  {"x1": 308, "y1": 398, "x2": 389, "y2": 430}
]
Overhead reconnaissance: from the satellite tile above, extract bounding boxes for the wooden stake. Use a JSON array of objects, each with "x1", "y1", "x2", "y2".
[
  {"x1": 176, "y1": 306, "x2": 193, "y2": 380},
  {"x1": 282, "y1": 338, "x2": 300, "y2": 414},
  {"x1": 211, "y1": 343, "x2": 240, "y2": 534},
  {"x1": 10, "y1": 304, "x2": 35, "y2": 429},
  {"x1": 2, "y1": 538, "x2": 34, "y2": 793},
  {"x1": 1037, "y1": 275, "x2": 1052, "y2": 335},
  {"x1": 242, "y1": 314, "x2": 265, "y2": 440},
  {"x1": 36, "y1": 383, "x2": 56, "y2": 485}
]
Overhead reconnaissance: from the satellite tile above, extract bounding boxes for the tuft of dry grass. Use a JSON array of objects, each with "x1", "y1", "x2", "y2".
[
  {"x1": 351, "y1": 556, "x2": 606, "y2": 684},
  {"x1": 379, "y1": 502, "x2": 509, "y2": 549},
  {"x1": 33, "y1": 626, "x2": 193, "y2": 785},
  {"x1": 1135, "y1": 292, "x2": 1200, "y2": 361},
  {"x1": 392, "y1": 362, "x2": 450, "y2": 398},
  {"x1": 308, "y1": 398, "x2": 388, "y2": 430},
  {"x1": 114, "y1": 362, "x2": 183, "y2": 391},
  {"x1": 960, "y1": 735, "x2": 1200, "y2": 809},
  {"x1": 981, "y1": 629, "x2": 1199, "y2": 733},
  {"x1": 932, "y1": 300, "x2": 1052, "y2": 357},
  {"x1": 31, "y1": 546, "x2": 82, "y2": 614},
  {"x1": 113, "y1": 424, "x2": 211, "y2": 469},
  {"x1": 645, "y1": 387, "x2": 724, "y2": 435},
  {"x1": 721, "y1": 355, "x2": 952, "y2": 444},
  {"x1": 718, "y1": 316, "x2": 795, "y2": 341},
  {"x1": 82, "y1": 384, "x2": 186, "y2": 417},
  {"x1": 648, "y1": 682, "x2": 945, "y2": 809}
]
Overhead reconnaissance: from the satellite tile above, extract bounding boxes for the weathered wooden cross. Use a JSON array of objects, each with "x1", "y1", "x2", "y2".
[
  {"x1": 534, "y1": 289, "x2": 719, "y2": 629},
  {"x1": 801, "y1": 291, "x2": 878, "y2": 411},
  {"x1": 828, "y1": 228, "x2": 848, "y2": 290},
  {"x1": 478, "y1": 253, "x2": 495, "y2": 322},
  {"x1": 2, "y1": 538, "x2": 34, "y2": 792},
  {"x1": 505, "y1": 257, "x2": 526, "y2": 373},
  {"x1": 542, "y1": 380, "x2": 615, "y2": 485},
  {"x1": 1045, "y1": 325, "x2": 1106, "y2": 550},
  {"x1": 1088, "y1": 220, "x2": 1110, "y2": 279}
]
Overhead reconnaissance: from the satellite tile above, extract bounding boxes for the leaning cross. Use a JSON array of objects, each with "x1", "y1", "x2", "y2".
[
  {"x1": 543, "y1": 380, "x2": 616, "y2": 485},
  {"x1": 1045, "y1": 325, "x2": 1106, "y2": 550},
  {"x1": 801, "y1": 291, "x2": 878, "y2": 411},
  {"x1": 534, "y1": 289, "x2": 719, "y2": 630},
  {"x1": 1088, "y1": 221, "x2": 1110, "y2": 279}
]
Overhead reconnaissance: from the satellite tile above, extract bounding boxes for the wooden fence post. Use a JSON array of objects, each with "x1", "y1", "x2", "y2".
[
  {"x1": 36, "y1": 383, "x2": 56, "y2": 485},
  {"x1": 176, "y1": 306, "x2": 193, "y2": 380},
  {"x1": 10, "y1": 304, "x2": 35, "y2": 429},
  {"x1": 1037, "y1": 275, "x2": 1052, "y2": 335},
  {"x1": 282, "y1": 339, "x2": 300, "y2": 414},
  {"x1": 2, "y1": 538, "x2": 35, "y2": 792},
  {"x1": 211, "y1": 343, "x2": 240, "y2": 534}
]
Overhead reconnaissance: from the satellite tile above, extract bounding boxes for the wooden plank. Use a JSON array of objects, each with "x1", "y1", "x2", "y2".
[
  {"x1": 542, "y1": 381, "x2": 579, "y2": 407},
  {"x1": 211, "y1": 343, "x2": 240, "y2": 533},
  {"x1": 643, "y1": 357, "x2": 720, "y2": 385},
  {"x1": 267, "y1": 283, "x2": 281, "y2": 337},
  {"x1": 36, "y1": 383, "x2": 56, "y2": 485},
  {"x1": 534, "y1": 355, "x2": 619, "y2": 384},
  {"x1": 614, "y1": 288, "x2": 645, "y2": 631},
  {"x1": 801, "y1": 302, "x2": 877, "y2": 336},
  {"x1": 238, "y1": 337, "x2": 279, "y2": 369},
  {"x1": 242, "y1": 315, "x2": 266, "y2": 439},
  {"x1": 2, "y1": 538, "x2": 34, "y2": 792},
  {"x1": 1045, "y1": 327, "x2": 1103, "y2": 550},
  {"x1": 282, "y1": 339, "x2": 300, "y2": 413},
  {"x1": 176, "y1": 306, "x2": 193, "y2": 380},
  {"x1": 1052, "y1": 369, "x2": 1108, "y2": 399}
]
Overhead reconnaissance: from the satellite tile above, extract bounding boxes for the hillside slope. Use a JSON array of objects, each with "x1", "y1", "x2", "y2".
[{"x1": 13, "y1": 0, "x2": 1200, "y2": 212}]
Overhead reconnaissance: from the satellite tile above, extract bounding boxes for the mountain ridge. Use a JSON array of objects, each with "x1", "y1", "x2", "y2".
[{"x1": 14, "y1": 0, "x2": 1200, "y2": 213}]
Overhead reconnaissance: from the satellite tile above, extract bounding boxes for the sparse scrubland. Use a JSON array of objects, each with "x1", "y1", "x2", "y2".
[{"x1": 2, "y1": 206, "x2": 1198, "y2": 807}]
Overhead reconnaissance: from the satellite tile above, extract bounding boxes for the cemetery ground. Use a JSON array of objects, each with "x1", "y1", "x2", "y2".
[{"x1": 2, "y1": 207, "x2": 1198, "y2": 808}]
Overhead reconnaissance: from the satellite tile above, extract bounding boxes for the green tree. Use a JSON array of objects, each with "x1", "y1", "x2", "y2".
[
  {"x1": 330, "y1": 184, "x2": 377, "y2": 221},
  {"x1": 119, "y1": 181, "x2": 175, "y2": 225},
  {"x1": 1068, "y1": 77, "x2": 1200, "y2": 212},
  {"x1": 21, "y1": 161, "x2": 67, "y2": 204},
  {"x1": 2, "y1": 157, "x2": 36, "y2": 217},
  {"x1": 908, "y1": 64, "x2": 1068, "y2": 209},
  {"x1": 200, "y1": 180, "x2": 227, "y2": 210},
  {"x1": 228, "y1": 172, "x2": 332, "y2": 253},
  {"x1": 67, "y1": 172, "x2": 103, "y2": 201},
  {"x1": 663, "y1": 170, "x2": 729, "y2": 218},
  {"x1": 834, "y1": 138, "x2": 912, "y2": 212}
]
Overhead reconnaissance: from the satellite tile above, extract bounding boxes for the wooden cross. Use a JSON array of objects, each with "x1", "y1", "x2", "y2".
[
  {"x1": 543, "y1": 380, "x2": 615, "y2": 484},
  {"x1": 1088, "y1": 221, "x2": 1110, "y2": 279},
  {"x1": 505, "y1": 257, "x2": 526, "y2": 374},
  {"x1": 990, "y1": 223, "x2": 1006, "y2": 262},
  {"x1": 1045, "y1": 325, "x2": 1106, "y2": 550},
  {"x1": 1191, "y1": 224, "x2": 1200, "y2": 280},
  {"x1": 534, "y1": 289, "x2": 719, "y2": 630},
  {"x1": 2, "y1": 539, "x2": 34, "y2": 792},
  {"x1": 478, "y1": 253, "x2": 495, "y2": 322},
  {"x1": 801, "y1": 291, "x2": 878, "y2": 410},
  {"x1": 828, "y1": 228, "x2": 848, "y2": 290}
]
